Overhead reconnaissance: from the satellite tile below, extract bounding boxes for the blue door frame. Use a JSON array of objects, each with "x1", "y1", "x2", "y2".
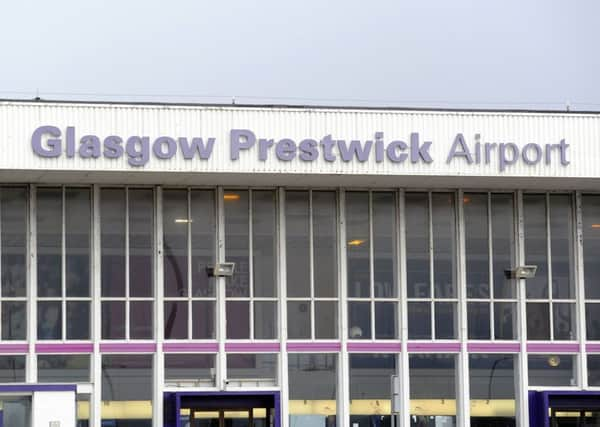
[
  {"x1": 529, "y1": 390, "x2": 600, "y2": 426},
  {"x1": 164, "y1": 391, "x2": 281, "y2": 427}
]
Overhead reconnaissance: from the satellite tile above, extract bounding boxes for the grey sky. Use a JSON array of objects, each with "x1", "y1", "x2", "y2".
[{"x1": 1, "y1": 0, "x2": 598, "y2": 110}]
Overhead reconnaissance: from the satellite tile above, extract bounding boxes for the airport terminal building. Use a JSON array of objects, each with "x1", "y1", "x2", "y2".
[{"x1": 0, "y1": 99, "x2": 600, "y2": 426}]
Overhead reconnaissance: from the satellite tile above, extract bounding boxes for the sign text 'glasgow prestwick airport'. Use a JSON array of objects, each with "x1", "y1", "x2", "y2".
[{"x1": 31, "y1": 126, "x2": 570, "y2": 171}]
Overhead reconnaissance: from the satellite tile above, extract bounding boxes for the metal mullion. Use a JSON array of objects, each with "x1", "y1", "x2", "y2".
[
  {"x1": 125, "y1": 187, "x2": 130, "y2": 340},
  {"x1": 27, "y1": 185, "x2": 37, "y2": 382},
  {"x1": 428, "y1": 192, "x2": 435, "y2": 339},
  {"x1": 369, "y1": 191, "x2": 375, "y2": 340},
  {"x1": 309, "y1": 190, "x2": 316, "y2": 340},
  {"x1": 575, "y1": 192, "x2": 587, "y2": 387},
  {"x1": 398, "y1": 189, "x2": 410, "y2": 427},
  {"x1": 278, "y1": 187, "x2": 289, "y2": 427},
  {"x1": 154, "y1": 186, "x2": 164, "y2": 427},
  {"x1": 338, "y1": 189, "x2": 350, "y2": 427},
  {"x1": 62, "y1": 187, "x2": 67, "y2": 341},
  {"x1": 216, "y1": 186, "x2": 226, "y2": 389},
  {"x1": 546, "y1": 193, "x2": 554, "y2": 341},
  {"x1": 187, "y1": 189, "x2": 193, "y2": 340},
  {"x1": 249, "y1": 190, "x2": 254, "y2": 340},
  {"x1": 91, "y1": 184, "x2": 102, "y2": 427}
]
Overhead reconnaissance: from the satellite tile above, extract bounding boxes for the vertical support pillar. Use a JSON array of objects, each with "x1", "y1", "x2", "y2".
[
  {"x1": 574, "y1": 192, "x2": 587, "y2": 388},
  {"x1": 154, "y1": 186, "x2": 165, "y2": 427},
  {"x1": 338, "y1": 189, "x2": 349, "y2": 427},
  {"x1": 515, "y1": 191, "x2": 530, "y2": 426},
  {"x1": 91, "y1": 184, "x2": 102, "y2": 427},
  {"x1": 456, "y1": 190, "x2": 471, "y2": 427},
  {"x1": 27, "y1": 185, "x2": 37, "y2": 383},
  {"x1": 397, "y1": 190, "x2": 410, "y2": 427},
  {"x1": 216, "y1": 186, "x2": 227, "y2": 389},
  {"x1": 278, "y1": 188, "x2": 289, "y2": 427}
]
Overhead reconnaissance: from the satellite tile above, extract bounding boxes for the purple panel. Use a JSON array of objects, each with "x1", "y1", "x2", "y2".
[
  {"x1": 526, "y1": 342, "x2": 580, "y2": 353},
  {"x1": 163, "y1": 342, "x2": 219, "y2": 352},
  {"x1": 0, "y1": 384, "x2": 76, "y2": 392},
  {"x1": 99, "y1": 342, "x2": 157, "y2": 353},
  {"x1": 586, "y1": 344, "x2": 600, "y2": 353},
  {"x1": 224, "y1": 342, "x2": 280, "y2": 352},
  {"x1": 347, "y1": 342, "x2": 401, "y2": 352},
  {"x1": 0, "y1": 344, "x2": 29, "y2": 354},
  {"x1": 286, "y1": 342, "x2": 342, "y2": 352},
  {"x1": 35, "y1": 343, "x2": 93, "y2": 353},
  {"x1": 467, "y1": 342, "x2": 521, "y2": 352},
  {"x1": 407, "y1": 342, "x2": 461, "y2": 352}
]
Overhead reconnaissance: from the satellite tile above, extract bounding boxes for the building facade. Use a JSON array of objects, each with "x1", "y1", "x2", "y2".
[{"x1": 0, "y1": 100, "x2": 599, "y2": 426}]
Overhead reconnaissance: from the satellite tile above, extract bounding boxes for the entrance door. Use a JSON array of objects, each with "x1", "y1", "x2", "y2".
[
  {"x1": 165, "y1": 391, "x2": 279, "y2": 427},
  {"x1": 549, "y1": 407, "x2": 600, "y2": 426},
  {"x1": 529, "y1": 391, "x2": 600, "y2": 427}
]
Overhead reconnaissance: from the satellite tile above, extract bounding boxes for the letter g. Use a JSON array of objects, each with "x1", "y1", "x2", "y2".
[{"x1": 32, "y1": 125, "x2": 62, "y2": 157}]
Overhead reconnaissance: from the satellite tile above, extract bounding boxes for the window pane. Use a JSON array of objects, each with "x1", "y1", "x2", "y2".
[
  {"x1": 468, "y1": 302, "x2": 490, "y2": 340},
  {"x1": 2, "y1": 188, "x2": 27, "y2": 297},
  {"x1": 550, "y1": 195, "x2": 575, "y2": 299},
  {"x1": 1, "y1": 301, "x2": 26, "y2": 340},
  {"x1": 435, "y1": 302, "x2": 456, "y2": 339},
  {"x1": 0, "y1": 355, "x2": 25, "y2": 382},
  {"x1": 288, "y1": 353, "x2": 337, "y2": 426},
  {"x1": 408, "y1": 302, "x2": 431, "y2": 339},
  {"x1": 101, "y1": 301, "x2": 125, "y2": 340},
  {"x1": 373, "y1": 192, "x2": 396, "y2": 298},
  {"x1": 67, "y1": 301, "x2": 90, "y2": 340},
  {"x1": 226, "y1": 301, "x2": 249, "y2": 339},
  {"x1": 375, "y1": 302, "x2": 397, "y2": 339},
  {"x1": 586, "y1": 304, "x2": 600, "y2": 340},
  {"x1": 406, "y1": 193, "x2": 430, "y2": 298},
  {"x1": 350, "y1": 354, "x2": 395, "y2": 427},
  {"x1": 101, "y1": 189, "x2": 126, "y2": 297},
  {"x1": 410, "y1": 354, "x2": 456, "y2": 425},
  {"x1": 465, "y1": 194, "x2": 489, "y2": 298},
  {"x1": 191, "y1": 190, "x2": 216, "y2": 297},
  {"x1": 65, "y1": 188, "x2": 91, "y2": 297},
  {"x1": 37, "y1": 187, "x2": 62, "y2": 297},
  {"x1": 492, "y1": 194, "x2": 515, "y2": 299},
  {"x1": 469, "y1": 354, "x2": 515, "y2": 425},
  {"x1": 101, "y1": 354, "x2": 152, "y2": 425},
  {"x1": 315, "y1": 301, "x2": 337, "y2": 339},
  {"x1": 192, "y1": 300, "x2": 215, "y2": 339},
  {"x1": 253, "y1": 191, "x2": 277, "y2": 298},
  {"x1": 165, "y1": 354, "x2": 215, "y2": 382},
  {"x1": 254, "y1": 300, "x2": 277, "y2": 339},
  {"x1": 314, "y1": 191, "x2": 337, "y2": 298},
  {"x1": 432, "y1": 193, "x2": 456, "y2": 298},
  {"x1": 129, "y1": 189, "x2": 153, "y2": 298},
  {"x1": 288, "y1": 301, "x2": 311, "y2": 339},
  {"x1": 346, "y1": 192, "x2": 370, "y2": 298},
  {"x1": 588, "y1": 355, "x2": 600, "y2": 386},
  {"x1": 527, "y1": 303, "x2": 550, "y2": 340},
  {"x1": 528, "y1": 354, "x2": 575, "y2": 386},
  {"x1": 38, "y1": 354, "x2": 90, "y2": 383},
  {"x1": 163, "y1": 189, "x2": 188, "y2": 298},
  {"x1": 583, "y1": 195, "x2": 600, "y2": 299},
  {"x1": 164, "y1": 301, "x2": 188, "y2": 340},
  {"x1": 225, "y1": 191, "x2": 249, "y2": 297},
  {"x1": 227, "y1": 353, "x2": 277, "y2": 380},
  {"x1": 286, "y1": 191, "x2": 310, "y2": 298},
  {"x1": 38, "y1": 301, "x2": 62, "y2": 340},
  {"x1": 130, "y1": 300, "x2": 153, "y2": 339},
  {"x1": 494, "y1": 302, "x2": 516, "y2": 340},
  {"x1": 348, "y1": 301, "x2": 371, "y2": 340},
  {"x1": 553, "y1": 302, "x2": 575, "y2": 340},
  {"x1": 523, "y1": 194, "x2": 548, "y2": 299}
]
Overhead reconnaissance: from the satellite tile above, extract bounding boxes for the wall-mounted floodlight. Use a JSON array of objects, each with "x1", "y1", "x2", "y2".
[
  {"x1": 206, "y1": 262, "x2": 236, "y2": 277},
  {"x1": 504, "y1": 265, "x2": 537, "y2": 280}
]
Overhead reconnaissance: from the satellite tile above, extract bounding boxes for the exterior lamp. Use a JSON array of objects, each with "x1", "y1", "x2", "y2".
[
  {"x1": 206, "y1": 262, "x2": 236, "y2": 277},
  {"x1": 504, "y1": 265, "x2": 537, "y2": 280}
]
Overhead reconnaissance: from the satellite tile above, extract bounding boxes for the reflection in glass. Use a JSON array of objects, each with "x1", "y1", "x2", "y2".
[
  {"x1": 432, "y1": 193, "x2": 456, "y2": 298},
  {"x1": 350, "y1": 354, "x2": 395, "y2": 427},
  {"x1": 38, "y1": 354, "x2": 90, "y2": 383},
  {"x1": 226, "y1": 301, "x2": 249, "y2": 339},
  {"x1": 129, "y1": 189, "x2": 153, "y2": 298},
  {"x1": 165, "y1": 354, "x2": 215, "y2": 382},
  {"x1": 491, "y1": 194, "x2": 515, "y2": 299},
  {"x1": 527, "y1": 303, "x2": 550, "y2": 340},
  {"x1": 375, "y1": 302, "x2": 397, "y2": 339},
  {"x1": 225, "y1": 191, "x2": 249, "y2": 298},
  {"x1": 1, "y1": 187, "x2": 27, "y2": 298},
  {"x1": 192, "y1": 300, "x2": 215, "y2": 339},
  {"x1": 254, "y1": 300, "x2": 277, "y2": 339},
  {"x1": 227, "y1": 353, "x2": 277, "y2": 380},
  {"x1": 101, "y1": 301, "x2": 125, "y2": 340},
  {"x1": 494, "y1": 302, "x2": 516, "y2": 340},
  {"x1": 406, "y1": 193, "x2": 430, "y2": 298},
  {"x1": 408, "y1": 302, "x2": 431, "y2": 339},
  {"x1": 1, "y1": 301, "x2": 26, "y2": 340},
  {"x1": 67, "y1": 301, "x2": 90, "y2": 340},
  {"x1": 346, "y1": 192, "x2": 370, "y2": 298},
  {"x1": 315, "y1": 301, "x2": 338, "y2": 339},
  {"x1": 313, "y1": 191, "x2": 337, "y2": 298},
  {"x1": 469, "y1": 354, "x2": 515, "y2": 426},
  {"x1": 37, "y1": 187, "x2": 62, "y2": 297},
  {"x1": 191, "y1": 190, "x2": 216, "y2": 297},
  {"x1": 348, "y1": 301, "x2": 371, "y2": 340},
  {"x1": 523, "y1": 194, "x2": 548, "y2": 299},
  {"x1": 373, "y1": 192, "x2": 396, "y2": 298},
  {"x1": 435, "y1": 302, "x2": 456, "y2": 339},
  {"x1": 65, "y1": 188, "x2": 91, "y2": 297},
  {"x1": 553, "y1": 303, "x2": 575, "y2": 340},
  {"x1": 164, "y1": 301, "x2": 188, "y2": 339},
  {"x1": 286, "y1": 191, "x2": 310, "y2": 298},
  {"x1": 130, "y1": 300, "x2": 153, "y2": 339},
  {"x1": 528, "y1": 355, "x2": 575, "y2": 386},
  {"x1": 587, "y1": 355, "x2": 600, "y2": 386},
  {"x1": 468, "y1": 302, "x2": 490, "y2": 340},
  {"x1": 288, "y1": 301, "x2": 311, "y2": 339},
  {"x1": 586, "y1": 304, "x2": 600, "y2": 340},
  {"x1": 0, "y1": 355, "x2": 25, "y2": 382},
  {"x1": 550, "y1": 195, "x2": 574, "y2": 299},
  {"x1": 465, "y1": 193, "x2": 490, "y2": 298},
  {"x1": 583, "y1": 195, "x2": 600, "y2": 299},
  {"x1": 410, "y1": 354, "x2": 456, "y2": 426},
  {"x1": 101, "y1": 189, "x2": 126, "y2": 297},
  {"x1": 37, "y1": 301, "x2": 62, "y2": 340},
  {"x1": 288, "y1": 353, "x2": 337, "y2": 427},
  {"x1": 163, "y1": 189, "x2": 188, "y2": 298},
  {"x1": 253, "y1": 191, "x2": 277, "y2": 298}
]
